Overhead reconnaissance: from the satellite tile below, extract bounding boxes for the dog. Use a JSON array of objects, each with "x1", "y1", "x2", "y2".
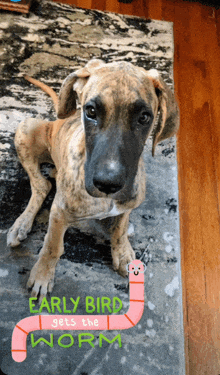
[{"x1": 7, "y1": 59, "x2": 179, "y2": 300}]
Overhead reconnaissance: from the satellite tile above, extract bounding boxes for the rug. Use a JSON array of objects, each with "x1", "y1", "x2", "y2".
[{"x1": 0, "y1": 1, "x2": 185, "y2": 374}]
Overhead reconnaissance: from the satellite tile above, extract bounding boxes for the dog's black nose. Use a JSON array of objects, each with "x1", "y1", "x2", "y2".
[
  {"x1": 93, "y1": 161, "x2": 125, "y2": 195},
  {"x1": 93, "y1": 180, "x2": 123, "y2": 194}
]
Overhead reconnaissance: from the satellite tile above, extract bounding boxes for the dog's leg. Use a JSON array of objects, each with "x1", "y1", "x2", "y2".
[
  {"x1": 7, "y1": 119, "x2": 52, "y2": 247},
  {"x1": 110, "y1": 212, "x2": 135, "y2": 277},
  {"x1": 27, "y1": 201, "x2": 67, "y2": 300}
]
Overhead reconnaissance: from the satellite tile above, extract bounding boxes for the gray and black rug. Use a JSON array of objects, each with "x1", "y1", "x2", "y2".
[{"x1": 0, "y1": 1, "x2": 185, "y2": 374}]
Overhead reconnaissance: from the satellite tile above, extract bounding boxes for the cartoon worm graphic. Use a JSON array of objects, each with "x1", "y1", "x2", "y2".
[{"x1": 11, "y1": 260, "x2": 145, "y2": 362}]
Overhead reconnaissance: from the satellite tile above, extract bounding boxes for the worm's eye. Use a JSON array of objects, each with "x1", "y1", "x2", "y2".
[
  {"x1": 85, "y1": 106, "x2": 97, "y2": 120},
  {"x1": 138, "y1": 267, "x2": 141, "y2": 270},
  {"x1": 138, "y1": 112, "x2": 151, "y2": 125},
  {"x1": 132, "y1": 267, "x2": 134, "y2": 270}
]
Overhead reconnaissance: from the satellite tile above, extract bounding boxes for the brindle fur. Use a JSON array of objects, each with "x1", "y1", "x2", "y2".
[{"x1": 7, "y1": 60, "x2": 179, "y2": 300}]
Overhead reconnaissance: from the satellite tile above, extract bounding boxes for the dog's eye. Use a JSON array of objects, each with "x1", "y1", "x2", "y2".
[
  {"x1": 138, "y1": 112, "x2": 151, "y2": 125},
  {"x1": 85, "y1": 106, "x2": 97, "y2": 120}
]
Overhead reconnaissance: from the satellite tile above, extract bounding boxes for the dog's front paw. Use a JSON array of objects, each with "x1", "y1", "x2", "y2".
[
  {"x1": 27, "y1": 259, "x2": 55, "y2": 302},
  {"x1": 112, "y1": 243, "x2": 135, "y2": 277},
  {"x1": 7, "y1": 215, "x2": 33, "y2": 247}
]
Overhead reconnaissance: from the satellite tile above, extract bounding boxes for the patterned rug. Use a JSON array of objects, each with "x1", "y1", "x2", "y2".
[{"x1": 0, "y1": 1, "x2": 185, "y2": 374}]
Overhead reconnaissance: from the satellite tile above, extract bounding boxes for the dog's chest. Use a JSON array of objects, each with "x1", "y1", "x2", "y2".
[{"x1": 81, "y1": 202, "x2": 127, "y2": 220}]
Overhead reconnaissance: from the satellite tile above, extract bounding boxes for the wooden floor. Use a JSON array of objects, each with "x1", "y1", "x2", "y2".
[{"x1": 54, "y1": 0, "x2": 220, "y2": 373}]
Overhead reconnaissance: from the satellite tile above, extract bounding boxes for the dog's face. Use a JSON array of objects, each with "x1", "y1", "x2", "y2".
[
  {"x1": 81, "y1": 65, "x2": 158, "y2": 200},
  {"x1": 58, "y1": 60, "x2": 179, "y2": 201}
]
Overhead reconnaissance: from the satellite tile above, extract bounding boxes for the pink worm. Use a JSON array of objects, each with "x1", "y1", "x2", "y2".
[{"x1": 11, "y1": 259, "x2": 145, "y2": 362}]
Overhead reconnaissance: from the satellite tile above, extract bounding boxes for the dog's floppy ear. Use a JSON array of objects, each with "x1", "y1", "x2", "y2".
[
  {"x1": 57, "y1": 68, "x2": 90, "y2": 119},
  {"x1": 57, "y1": 59, "x2": 105, "y2": 119},
  {"x1": 146, "y1": 69, "x2": 180, "y2": 156}
]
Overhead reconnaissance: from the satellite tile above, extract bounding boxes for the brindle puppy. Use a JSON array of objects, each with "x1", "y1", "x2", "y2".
[{"x1": 7, "y1": 59, "x2": 179, "y2": 300}]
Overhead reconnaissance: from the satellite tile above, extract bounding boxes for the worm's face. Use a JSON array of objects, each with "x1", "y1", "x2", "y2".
[{"x1": 126, "y1": 260, "x2": 146, "y2": 276}]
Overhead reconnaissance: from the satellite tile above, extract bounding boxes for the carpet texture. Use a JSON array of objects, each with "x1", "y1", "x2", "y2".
[{"x1": 0, "y1": 1, "x2": 185, "y2": 374}]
